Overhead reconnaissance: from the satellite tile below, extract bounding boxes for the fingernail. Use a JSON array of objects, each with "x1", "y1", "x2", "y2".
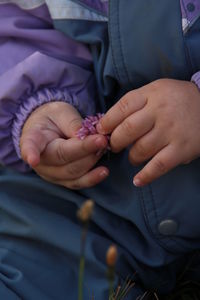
[
  {"x1": 133, "y1": 177, "x2": 142, "y2": 187},
  {"x1": 96, "y1": 123, "x2": 105, "y2": 134},
  {"x1": 100, "y1": 169, "x2": 109, "y2": 178}
]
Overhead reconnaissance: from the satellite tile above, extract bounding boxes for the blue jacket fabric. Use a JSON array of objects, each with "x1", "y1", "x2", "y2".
[{"x1": 0, "y1": 1, "x2": 200, "y2": 299}]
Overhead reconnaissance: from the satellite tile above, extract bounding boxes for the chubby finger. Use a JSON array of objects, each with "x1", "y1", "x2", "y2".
[
  {"x1": 40, "y1": 134, "x2": 108, "y2": 166},
  {"x1": 110, "y1": 108, "x2": 154, "y2": 152},
  {"x1": 97, "y1": 90, "x2": 147, "y2": 134},
  {"x1": 133, "y1": 144, "x2": 182, "y2": 187},
  {"x1": 129, "y1": 127, "x2": 169, "y2": 165},
  {"x1": 20, "y1": 129, "x2": 48, "y2": 167},
  {"x1": 36, "y1": 152, "x2": 104, "y2": 181},
  {"x1": 58, "y1": 166, "x2": 109, "y2": 189}
]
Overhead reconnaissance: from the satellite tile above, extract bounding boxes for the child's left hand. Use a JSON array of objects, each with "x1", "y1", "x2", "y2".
[{"x1": 97, "y1": 79, "x2": 200, "y2": 186}]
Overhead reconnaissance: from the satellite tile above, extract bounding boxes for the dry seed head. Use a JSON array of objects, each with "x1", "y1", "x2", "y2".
[
  {"x1": 106, "y1": 245, "x2": 118, "y2": 267},
  {"x1": 77, "y1": 199, "x2": 94, "y2": 223}
]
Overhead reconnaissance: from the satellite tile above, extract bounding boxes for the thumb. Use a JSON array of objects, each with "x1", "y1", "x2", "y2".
[
  {"x1": 51, "y1": 103, "x2": 83, "y2": 138},
  {"x1": 20, "y1": 128, "x2": 48, "y2": 167}
]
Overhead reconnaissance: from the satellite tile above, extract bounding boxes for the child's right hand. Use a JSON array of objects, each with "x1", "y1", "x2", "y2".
[{"x1": 20, "y1": 102, "x2": 109, "y2": 189}]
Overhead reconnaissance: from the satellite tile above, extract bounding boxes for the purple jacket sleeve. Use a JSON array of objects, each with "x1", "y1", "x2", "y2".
[
  {"x1": 191, "y1": 72, "x2": 200, "y2": 90},
  {"x1": 0, "y1": 4, "x2": 97, "y2": 172}
]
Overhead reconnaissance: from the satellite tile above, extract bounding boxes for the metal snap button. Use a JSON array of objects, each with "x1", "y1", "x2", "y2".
[
  {"x1": 187, "y1": 3, "x2": 195, "y2": 12},
  {"x1": 158, "y1": 219, "x2": 178, "y2": 236}
]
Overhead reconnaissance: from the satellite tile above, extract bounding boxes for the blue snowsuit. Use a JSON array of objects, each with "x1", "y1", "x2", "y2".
[{"x1": 0, "y1": 0, "x2": 200, "y2": 299}]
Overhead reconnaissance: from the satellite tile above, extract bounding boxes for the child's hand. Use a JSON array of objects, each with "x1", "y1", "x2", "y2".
[
  {"x1": 97, "y1": 79, "x2": 200, "y2": 186},
  {"x1": 20, "y1": 102, "x2": 109, "y2": 189}
]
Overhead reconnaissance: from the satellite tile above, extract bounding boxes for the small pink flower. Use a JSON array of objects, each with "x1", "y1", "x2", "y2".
[{"x1": 76, "y1": 113, "x2": 110, "y2": 151}]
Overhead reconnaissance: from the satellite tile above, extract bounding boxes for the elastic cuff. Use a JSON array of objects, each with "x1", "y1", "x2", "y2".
[
  {"x1": 12, "y1": 87, "x2": 74, "y2": 159},
  {"x1": 191, "y1": 71, "x2": 200, "y2": 90}
]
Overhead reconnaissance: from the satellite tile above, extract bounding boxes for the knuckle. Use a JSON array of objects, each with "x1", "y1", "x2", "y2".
[
  {"x1": 66, "y1": 163, "x2": 80, "y2": 179},
  {"x1": 85, "y1": 176, "x2": 97, "y2": 188},
  {"x1": 154, "y1": 158, "x2": 167, "y2": 173},
  {"x1": 128, "y1": 151, "x2": 136, "y2": 165},
  {"x1": 129, "y1": 143, "x2": 147, "y2": 165},
  {"x1": 65, "y1": 180, "x2": 81, "y2": 190},
  {"x1": 67, "y1": 175, "x2": 97, "y2": 189},
  {"x1": 118, "y1": 97, "x2": 130, "y2": 115},
  {"x1": 57, "y1": 143, "x2": 67, "y2": 164},
  {"x1": 82, "y1": 137, "x2": 92, "y2": 153},
  {"x1": 68, "y1": 117, "x2": 81, "y2": 133},
  {"x1": 110, "y1": 135, "x2": 121, "y2": 152},
  {"x1": 35, "y1": 168, "x2": 59, "y2": 182},
  {"x1": 135, "y1": 141, "x2": 147, "y2": 158},
  {"x1": 122, "y1": 119, "x2": 133, "y2": 137}
]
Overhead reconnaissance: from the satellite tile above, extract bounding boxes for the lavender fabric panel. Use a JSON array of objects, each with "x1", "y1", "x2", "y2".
[
  {"x1": 78, "y1": 0, "x2": 108, "y2": 16},
  {"x1": 191, "y1": 71, "x2": 200, "y2": 88},
  {"x1": 180, "y1": 0, "x2": 200, "y2": 32},
  {"x1": 25, "y1": 2, "x2": 52, "y2": 23},
  {"x1": 0, "y1": 2, "x2": 52, "y2": 23},
  {"x1": 0, "y1": 4, "x2": 92, "y2": 76}
]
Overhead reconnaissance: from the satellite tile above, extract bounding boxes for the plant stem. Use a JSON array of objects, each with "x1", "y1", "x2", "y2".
[
  {"x1": 78, "y1": 223, "x2": 88, "y2": 300},
  {"x1": 107, "y1": 267, "x2": 115, "y2": 299},
  {"x1": 78, "y1": 255, "x2": 85, "y2": 300}
]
